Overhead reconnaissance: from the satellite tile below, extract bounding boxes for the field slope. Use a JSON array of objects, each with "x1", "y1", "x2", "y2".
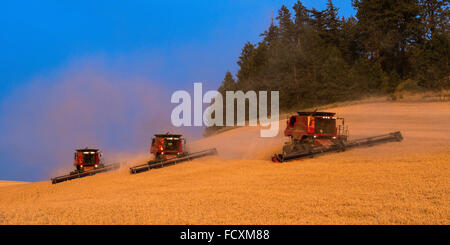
[{"x1": 0, "y1": 101, "x2": 449, "y2": 224}]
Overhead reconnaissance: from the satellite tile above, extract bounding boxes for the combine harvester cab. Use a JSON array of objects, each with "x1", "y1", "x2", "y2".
[
  {"x1": 51, "y1": 148, "x2": 120, "y2": 184},
  {"x1": 272, "y1": 111, "x2": 403, "y2": 162},
  {"x1": 130, "y1": 133, "x2": 218, "y2": 174}
]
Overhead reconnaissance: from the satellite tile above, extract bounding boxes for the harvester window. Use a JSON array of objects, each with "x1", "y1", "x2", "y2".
[
  {"x1": 82, "y1": 152, "x2": 96, "y2": 164},
  {"x1": 164, "y1": 140, "x2": 179, "y2": 151},
  {"x1": 315, "y1": 118, "x2": 335, "y2": 134},
  {"x1": 289, "y1": 116, "x2": 296, "y2": 127}
]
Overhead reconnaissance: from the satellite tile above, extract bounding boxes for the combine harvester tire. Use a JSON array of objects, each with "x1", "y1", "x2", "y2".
[
  {"x1": 130, "y1": 148, "x2": 218, "y2": 174},
  {"x1": 272, "y1": 131, "x2": 403, "y2": 163}
]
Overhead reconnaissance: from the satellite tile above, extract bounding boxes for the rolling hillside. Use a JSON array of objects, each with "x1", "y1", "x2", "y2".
[{"x1": 0, "y1": 101, "x2": 449, "y2": 224}]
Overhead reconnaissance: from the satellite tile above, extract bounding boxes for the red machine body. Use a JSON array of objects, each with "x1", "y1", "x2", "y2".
[
  {"x1": 150, "y1": 133, "x2": 186, "y2": 160},
  {"x1": 129, "y1": 133, "x2": 218, "y2": 174},
  {"x1": 51, "y1": 147, "x2": 119, "y2": 184},
  {"x1": 284, "y1": 111, "x2": 348, "y2": 147},
  {"x1": 272, "y1": 111, "x2": 403, "y2": 162},
  {"x1": 73, "y1": 148, "x2": 104, "y2": 172}
]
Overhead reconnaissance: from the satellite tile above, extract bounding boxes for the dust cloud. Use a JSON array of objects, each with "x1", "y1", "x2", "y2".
[
  {"x1": 0, "y1": 101, "x2": 448, "y2": 224},
  {"x1": 0, "y1": 60, "x2": 190, "y2": 180}
]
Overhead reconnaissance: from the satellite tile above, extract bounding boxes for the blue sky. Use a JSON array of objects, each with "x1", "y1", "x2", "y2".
[
  {"x1": 0, "y1": 0, "x2": 355, "y2": 96},
  {"x1": 0, "y1": 1, "x2": 355, "y2": 181}
]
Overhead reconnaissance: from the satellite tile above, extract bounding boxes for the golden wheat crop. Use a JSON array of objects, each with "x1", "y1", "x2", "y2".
[{"x1": 0, "y1": 101, "x2": 448, "y2": 224}]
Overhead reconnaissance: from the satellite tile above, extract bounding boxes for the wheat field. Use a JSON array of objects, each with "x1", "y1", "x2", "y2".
[{"x1": 0, "y1": 101, "x2": 449, "y2": 224}]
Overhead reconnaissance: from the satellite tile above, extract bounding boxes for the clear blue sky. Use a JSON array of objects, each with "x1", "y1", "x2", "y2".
[
  {"x1": 0, "y1": 1, "x2": 355, "y2": 181},
  {"x1": 0, "y1": 0, "x2": 356, "y2": 96}
]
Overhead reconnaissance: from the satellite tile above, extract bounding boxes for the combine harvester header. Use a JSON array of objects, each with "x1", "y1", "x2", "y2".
[
  {"x1": 51, "y1": 148, "x2": 120, "y2": 184},
  {"x1": 272, "y1": 111, "x2": 403, "y2": 162},
  {"x1": 130, "y1": 133, "x2": 218, "y2": 174}
]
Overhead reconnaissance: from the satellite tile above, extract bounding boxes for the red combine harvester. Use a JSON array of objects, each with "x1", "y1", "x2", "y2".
[
  {"x1": 51, "y1": 148, "x2": 120, "y2": 184},
  {"x1": 272, "y1": 111, "x2": 403, "y2": 162},
  {"x1": 130, "y1": 133, "x2": 217, "y2": 174},
  {"x1": 151, "y1": 134, "x2": 187, "y2": 161}
]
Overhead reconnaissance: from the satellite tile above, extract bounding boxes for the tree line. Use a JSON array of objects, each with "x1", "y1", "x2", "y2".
[{"x1": 207, "y1": 0, "x2": 449, "y2": 135}]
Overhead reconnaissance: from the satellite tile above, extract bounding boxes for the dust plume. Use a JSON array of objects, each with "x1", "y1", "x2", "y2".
[
  {"x1": 0, "y1": 59, "x2": 187, "y2": 181},
  {"x1": 0, "y1": 101, "x2": 448, "y2": 224}
]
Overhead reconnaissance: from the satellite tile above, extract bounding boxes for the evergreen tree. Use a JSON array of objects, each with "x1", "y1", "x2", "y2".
[
  {"x1": 207, "y1": 0, "x2": 449, "y2": 134},
  {"x1": 218, "y1": 71, "x2": 236, "y2": 93},
  {"x1": 276, "y1": 5, "x2": 296, "y2": 43},
  {"x1": 323, "y1": 0, "x2": 341, "y2": 46},
  {"x1": 353, "y1": 0, "x2": 420, "y2": 82},
  {"x1": 236, "y1": 42, "x2": 256, "y2": 89}
]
